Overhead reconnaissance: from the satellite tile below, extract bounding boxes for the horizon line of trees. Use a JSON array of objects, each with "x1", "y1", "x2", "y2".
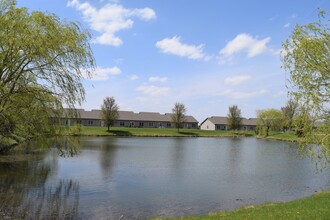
[{"x1": 226, "y1": 100, "x2": 323, "y2": 138}]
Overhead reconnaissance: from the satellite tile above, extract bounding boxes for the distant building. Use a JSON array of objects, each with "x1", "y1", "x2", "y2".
[
  {"x1": 240, "y1": 118, "x2": 258, "y2": 131},
  {"x1": 200, "y1": 116, "x2": 257, "y2": 131},
  {"x1": 61, "y1": 109, "x2": 199, "y2": 129}
]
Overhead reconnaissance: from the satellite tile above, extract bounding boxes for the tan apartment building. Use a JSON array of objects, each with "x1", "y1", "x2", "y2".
[
  {"x1": 62, "y1": 109, "x2": 199, "y2": 129},
  {"x1": 200, "y1": 116, "x2": 257, "y2": 131}
]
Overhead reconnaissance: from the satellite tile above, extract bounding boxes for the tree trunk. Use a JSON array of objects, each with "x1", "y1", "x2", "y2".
[{"x1": 266, "y1": 126, "x2": 269, "y2": 137}]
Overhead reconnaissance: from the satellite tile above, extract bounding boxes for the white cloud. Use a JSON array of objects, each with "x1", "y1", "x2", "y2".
[
  {"x1": 137, "y1": 84, "x2": 170, "y2": 96},
  {"x1": 155, "y1": 36, "x2": 210, "y2": 61},
  {"x1": 218, "y1": 33, "x2": 271, "y2": 64},
  {"x1": 82, "y1": 66, "x2": 121, "y2": 80},
  {"x1": 67, "y1": 0, "x2": 156, "y2": 46},
  {"x1": 216, "y1": 89, "x2": 267, "y2": 99},
  {"x1": 224, "y1": 75, "x2": 251, "y2": 86},
  {"x1": 130, "y1": 74, "x2": 139, "y2": 80},
  {"x1": 283, "y1": 23, "x2": 290, "y2": 28},
  {"x1": 149, "y1": 76, "x2": 168, "y2": 83}
]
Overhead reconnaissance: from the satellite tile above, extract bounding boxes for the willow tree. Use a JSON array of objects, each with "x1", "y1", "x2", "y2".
[
  {"x1": 0, "y1": 0, "x2": 95, "y2": 146},
  {"x1": 256, "y1": 109, "x2": 285, "y2": 137},
  {"x1": 281, "y1": 99, "x2": 299, "y2": 131},
  {"x1": 282, "y1": 9, "x2": 330, "y2": 162}
]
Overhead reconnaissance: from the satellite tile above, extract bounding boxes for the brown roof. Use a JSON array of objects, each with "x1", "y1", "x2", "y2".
[
  {"x1": 64, "y1": 109, "x2": 198, "y2": 123},
  {"x1": 207, "y1": 116, "x2": 228, "y2": 125},
  {"x1": 241, "y1": 118, "x2": 257, "y2": 126}
]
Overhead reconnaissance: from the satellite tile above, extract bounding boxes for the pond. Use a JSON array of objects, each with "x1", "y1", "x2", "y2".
[{"x1": 0, "y1": 137, "x2": 329, "y2": 219}]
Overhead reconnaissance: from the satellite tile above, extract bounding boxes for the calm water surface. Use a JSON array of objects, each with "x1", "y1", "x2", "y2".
[{"x1": 0, "y1": 137, "x2": 329, "y2": 219}]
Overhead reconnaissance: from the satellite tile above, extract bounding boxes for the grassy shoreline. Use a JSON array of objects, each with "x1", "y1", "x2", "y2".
[
  {"x1": 68, "y1": 126, "x2": 298, "y2": 142},
  {"x1": 1, "y1": 126, "x2": 298, "y2": 154},
  {"x1": 151, "y1": 190, "x2": 330, "y2": 220}
]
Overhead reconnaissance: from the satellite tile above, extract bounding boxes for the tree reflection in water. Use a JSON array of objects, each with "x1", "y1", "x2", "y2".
[
  {"x1": 0, "y1": 142, "x2": 80, "y2": 219},
  {"x1": 0, "y1": 180, "x2": 79, "y2": 219}
]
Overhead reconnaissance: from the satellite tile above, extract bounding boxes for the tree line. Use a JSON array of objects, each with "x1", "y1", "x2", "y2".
[{"x1": 227, "y1": 100, "x2": 300, "y2": 137}]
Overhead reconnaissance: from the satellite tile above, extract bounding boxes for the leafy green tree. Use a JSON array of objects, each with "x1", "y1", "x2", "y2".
[
  {"x1": 293, "y1": 110, "x2": 313, "y2": 138},
  {"x1": 256, "y1": 109, "x2": 285, "y2": 137},
  {"x1": 171, "y1": 102, "x2": 186, "y2": 132},
  {"x1": 281, "y1": 99, "x2": 299, "y2": 131},
  {"x1": 282, "y1": 9, "x2": 329, "y2": 160},
  {"x1": 101, "y1": 96, "x2": 119, "y2": 131},
  {"x1": 0, "y1": 0, "x2": 95, "y2": 146},
  {"x1": 227, "y1": 105, "x2": 242, "y2": 130}
]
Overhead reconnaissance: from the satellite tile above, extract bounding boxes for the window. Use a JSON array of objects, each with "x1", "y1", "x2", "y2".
[
  {"x1": 149, "y1": 122, "x2": 153, "y2": 127},
  {"x1": 167, "y1": 123, "x2": 171, "y2": 127},
  {"x1": 216, "y1": 125, "x2": 226, "y2": 130},
  {"x1": 139, "y1": 122, "x2": 144, "y2": 127},
  {"x1": 88, "y1": 120, "x2": 93, "y2": 125},
  {"x1": 120, "y1": 121, "x2": 124, "y2": 126}
]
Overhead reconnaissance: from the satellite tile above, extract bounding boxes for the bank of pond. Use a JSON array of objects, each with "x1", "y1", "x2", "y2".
[
  {"x1": 0, "y1": 136, "x2": 329, "y2": 219},
  {"x1": 68, "y1": 126, "x2": 298, "y2": 141},
  {"x1": 152, "y1": 190, "x2": 330, "y2": 219}
]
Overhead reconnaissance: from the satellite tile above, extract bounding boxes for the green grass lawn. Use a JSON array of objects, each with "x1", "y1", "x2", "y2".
[
  {"x1": 263, "y1": 131, "x2": 297, "y2": 142},
  {"x1": 67, "y1": 126, "x2": 297, "y2": 142},
  {"x1": 69, "y1": 126, "x2": 256, "y2": 137},
  {"x1": 151, "y1": 190, "x2": 330, "y2": 220}
]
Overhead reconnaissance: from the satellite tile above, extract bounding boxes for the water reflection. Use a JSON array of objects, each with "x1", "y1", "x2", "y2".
[
  {"x1": 170, "y1": 138, "x2": 187, "y2": 176},
  {"x1": 0, "y1": 179, "x2": 79, "y2": 219},
  {"x1": 226, "y1": 138, "x2": 243, "y2": 174},
  {"x1": 52, "y1": 137, "x2": 82, "y2": 158},
  {"x1": 0, "y1": 137, "x2": 329, "y2": 219},
  {"x1": 0, "y1": 146, "x2": 79, "y2": 219},
  {"x1": 98, "y1": 138, "x2": 118, "y2": 179}
]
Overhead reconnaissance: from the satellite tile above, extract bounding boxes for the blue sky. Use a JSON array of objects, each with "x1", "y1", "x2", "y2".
[{"x1": 17, "y1": 0, "x2": 330, "y2": 122}]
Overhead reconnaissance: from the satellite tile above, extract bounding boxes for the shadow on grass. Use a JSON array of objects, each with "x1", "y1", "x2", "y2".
[
  {"x1": 107, "y1": 130, "x2": 133, "y2": 136},
  {"x1": 178, "y1": 131, "x2": 199, "y2": 136},
  {"x1": 229, "y1": 130, "x2": 255, "y2": 137}
]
